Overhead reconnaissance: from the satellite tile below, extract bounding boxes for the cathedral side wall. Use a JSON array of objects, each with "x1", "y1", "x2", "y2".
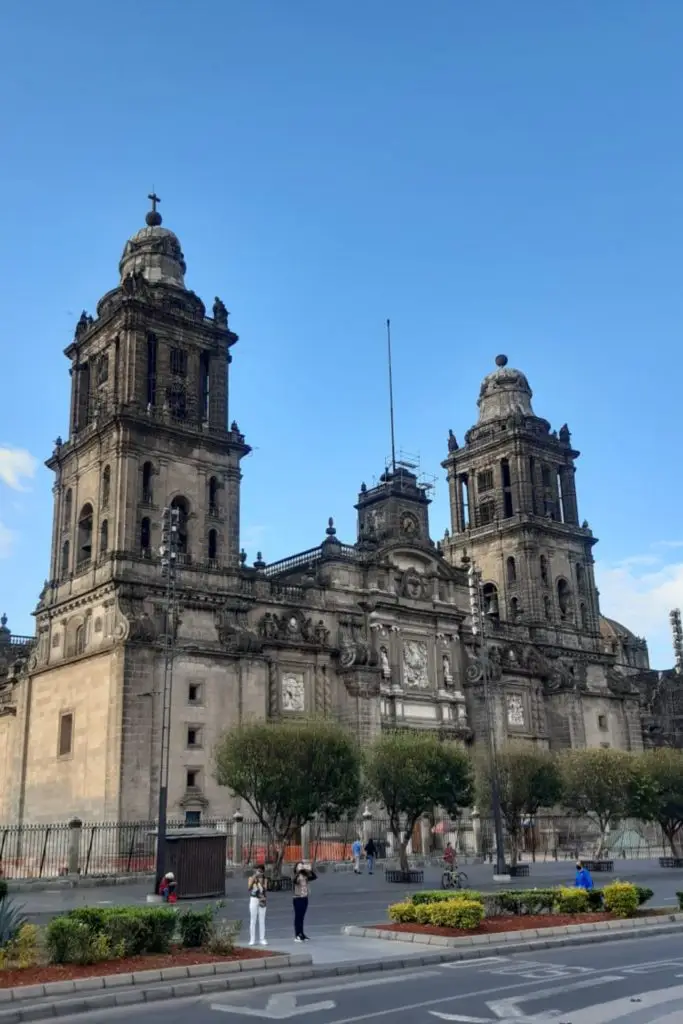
[
  {"x1": 21, "y1": 651, "x2": 122, "y2": 822},
  {"x1": 0, "y1": 708, "x2": 21, "y2": 821}
]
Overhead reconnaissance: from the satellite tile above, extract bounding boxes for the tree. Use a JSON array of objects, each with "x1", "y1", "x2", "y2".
[
  {"x1": 559, "y1": 748, "x2": 641, "y2": 857},
  {"x1": 213, "y1": 719, "x2": 361, "y2": 875},
  {"x1": 632, "y1": 748, "x2": 683, "y2": 856},
  {"x1": 476, "y1": 745, "x2": 562, "y2": 864},
  {"x1": 364, "y1": 732, "x2": 473, "y2": 873}
]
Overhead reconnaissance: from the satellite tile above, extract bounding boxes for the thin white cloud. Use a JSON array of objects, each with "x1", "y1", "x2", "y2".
[
  {"x1": 0, "y1": 521, "x2": 14, "y2": 558},
  {"x1": 0, "y1": 446, "x2": 37, "y2": 491},
  {"x1": 596, "y1": 549, "x2": 683, "y2": 669}
]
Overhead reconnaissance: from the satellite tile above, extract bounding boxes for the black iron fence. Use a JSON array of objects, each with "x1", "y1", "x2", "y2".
[{"x1": 0, "y1": 814, "x2": 674, "y2": 880}]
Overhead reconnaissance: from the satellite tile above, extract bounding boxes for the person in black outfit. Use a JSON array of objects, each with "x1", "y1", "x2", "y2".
[
  {"x1": 292, "y1": 861, "x2": 317, "y2": 941},
  {"x1": 364, "y1": 838, "x2": 377, "y2": 874}
]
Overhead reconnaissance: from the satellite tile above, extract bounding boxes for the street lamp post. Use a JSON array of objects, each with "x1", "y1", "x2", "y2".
[
  {"x1": 466, "y1": 561, "x2": 509, "y2": 880},
  {"x1": 154, "y1": 505, "x2": 180, "y2": 892}
]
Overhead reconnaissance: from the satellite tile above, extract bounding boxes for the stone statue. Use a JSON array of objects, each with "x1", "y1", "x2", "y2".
[
  {"x1": 380, "y1": 646, "x2": 391, "y2": 680},
  {"x1": 559, "y1": 423, "x2": 571, "y2": 444},
  {"x1": 213, "y1": 297, "x2": 228, "y2": 327},
  {"x1": 442, "y1": 654, "x2": 453, "y2": 686},
  {"x1": 447, "y1": 429, "x2": 459, "y2": 452},
  {"x1": 75, "y1": 311, "x2": 93, "y2": 338}
]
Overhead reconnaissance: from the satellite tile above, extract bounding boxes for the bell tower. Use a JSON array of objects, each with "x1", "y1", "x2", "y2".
[
  {"x1": 43, "y1": 194, "x2": 250, "y2": 619},
  {"x1": 441, "y1": 355, "x2": 601, "y2": 648}
]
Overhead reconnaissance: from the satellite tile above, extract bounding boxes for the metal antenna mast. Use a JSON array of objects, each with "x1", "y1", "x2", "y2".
[{"x1": 386, "y1": 318, "x2": 397, "y2": 473}]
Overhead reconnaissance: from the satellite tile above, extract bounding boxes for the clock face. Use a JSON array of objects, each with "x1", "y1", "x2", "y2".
[{"x1": 401, "y1": 513, "x2": 419, "y2": 537}]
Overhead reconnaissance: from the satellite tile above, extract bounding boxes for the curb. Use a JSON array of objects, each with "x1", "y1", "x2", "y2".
[
  {"x1": 344, "y1": 910, "x2": 683, "y2": 948},
  {"x1": 0, "y1": 952, "x2": 314, "y2": 1022}
]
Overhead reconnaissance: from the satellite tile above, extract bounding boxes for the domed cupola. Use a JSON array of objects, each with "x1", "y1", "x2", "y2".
[
  {"x1": 477, "y1": 354, "x2": 535, "y2": 423},
  {"x1": 118, "y1": 193, "x2": 187, "y2": 288}
]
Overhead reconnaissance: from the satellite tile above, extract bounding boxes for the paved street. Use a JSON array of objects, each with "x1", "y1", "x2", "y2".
[
  {"x1": 49, "y1": 933, "x2": 683, "y2": 1022},
  {"x1": 15, "y1": 857, "x2": 683, "y2": 959}
]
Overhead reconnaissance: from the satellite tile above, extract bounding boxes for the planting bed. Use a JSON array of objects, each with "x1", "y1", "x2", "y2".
[
  {"x1": 372, "y1": 912, "x2": 610, "y2": 937},
  {"x1": 0, "y1": 945, "x2": 274, "y2": 989}
]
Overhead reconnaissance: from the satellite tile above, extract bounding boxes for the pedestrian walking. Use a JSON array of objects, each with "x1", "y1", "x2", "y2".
[
  {"x1": 364, "y1": 838, "x2": 377, "y2": 875},
  {"x1": 247, "y1": 864, "x2": 268, "y2": 946},
  {"x1": 574, "y1": 861, "x2": 594, "y2": 891},
  {"x1": 292, "y1": 861, "x2": 317, "y2": 941},
  {"x1": 352, "y1": 837, "x2": 363, "y2": 873}
]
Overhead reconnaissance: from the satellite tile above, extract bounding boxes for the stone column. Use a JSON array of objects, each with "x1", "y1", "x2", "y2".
[
  {"x1": 471, "y1": 809, "x2": 483, "y2": 859},
  {"x1": 232, "y1": 810, "x2": 244, "y2": 867},
  {"x1": 68, "y1": 818, "x2": 82, "y2": 876},
  {"x1": 301, "y1": 822, "x2": 311, "y2": 862},
  {"x1": 420, "y1": 816, "x2": 431, "y2": 859}
]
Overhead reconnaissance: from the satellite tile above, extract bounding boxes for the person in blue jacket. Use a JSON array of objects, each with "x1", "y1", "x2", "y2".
[{"x1": 575, "y1": 861, "x2": 594, "y2": 890}]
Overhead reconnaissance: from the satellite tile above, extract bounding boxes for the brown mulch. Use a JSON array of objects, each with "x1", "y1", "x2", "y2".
[
  {"x1": 0, "y1": 945, "x2": 274, "y2": 989},
  {"x1": 372, "y1": 912, "x2": 614, "y2": 938}
]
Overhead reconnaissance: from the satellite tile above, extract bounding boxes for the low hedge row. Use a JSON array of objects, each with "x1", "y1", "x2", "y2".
[
  {"x1": 46, "y1": 906, "x2": 218, "y2": 966},
  {"x1": 389, "y1": 899, "x2": 484, "y2": 930},
  {"x1": 410, "y1": 885, "x2": 653, "y2": 917}
]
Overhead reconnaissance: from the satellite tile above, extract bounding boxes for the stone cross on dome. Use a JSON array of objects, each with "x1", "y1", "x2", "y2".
[{"x1": 146, "y1": 191, "x2": 162, "y2": 226}]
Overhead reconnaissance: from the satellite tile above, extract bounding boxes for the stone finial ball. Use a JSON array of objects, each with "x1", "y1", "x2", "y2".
[
  {"x1": 145, "y1": 210, "x2": 162, "y2": 227},
  {"x1": 495, "y1": 354, "x2": 508, "y2": 367}
]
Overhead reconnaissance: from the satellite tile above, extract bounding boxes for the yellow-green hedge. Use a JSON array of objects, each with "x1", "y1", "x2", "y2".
[
  {"x1": 602, "y1": 882, "x2": 638, "y2": 919},
  {"x1": 553, "y1": 887, "x2": 589, "y2": 914},
  {"x1": 388, "y1": 899, "x2": 483, "y2": 930}
]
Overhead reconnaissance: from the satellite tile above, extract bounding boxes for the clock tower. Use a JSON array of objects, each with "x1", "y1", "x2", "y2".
[{"x1": 355, "y1": 463, "x2": 433, "y2": 548}]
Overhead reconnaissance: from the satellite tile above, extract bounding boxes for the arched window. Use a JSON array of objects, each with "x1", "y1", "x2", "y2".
[
  {"x1": 101, "y1": 466, "x2": 111, "y2": 509},
  {"x1": 100, "y1": 519, "x2": 108, "y2": 556},
  {"x1": 482, "y1": 582, "x2": 499, "y2": 620},
  {"x1": 61, "y1": 539, "x2": 70, "y2": 577},
  {"x1": 580, "y1": 602, "x2": 588, "y2": 630},
  {"x1": 576, "y1": 564, "x2": 586, "y2": 593},
  {"x1": 510, "y1": 596, "x2": 520, "y2": 623},
  {"x1": 77, "y1": 504, "x2": 93, "y2": 567},
  {"x1": 208, "y1": 476, "x2": 219, "y2": 515},
  {"x1": 142, "y1": 461, "x2": 154, "y2": 504},
  {"x1": 557, "y1": 579, "x2": 572, "y2": 620},
  {"x1": 544, "y1": 594, "x2": 552, "y2": 620},
  {"x1": 171, "y1": 496, "x2": 189, "y2": 555},
  {"x1": 63, "y1": 488, "x2": 73, "y2": 529},
  {"x1": 140, "y1": 517, "x2": 151, "y2": 554},
  {"x1": 208, "y1": 529, "x2": 218, "y2": 561},
  {"x1": 506, "y1": 556, "x2": 517, "y2": 584},
  {"x1": 75, "y1": 624, "x2": 86, "y2": 656},
  {"x1": 540, "y1": 555, "x2": 549, "y2": 585}
]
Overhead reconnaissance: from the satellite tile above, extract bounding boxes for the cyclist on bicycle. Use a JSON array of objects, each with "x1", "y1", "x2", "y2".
[{"x1": 443, "y1": 842, "x2": 456, "y2": 871}]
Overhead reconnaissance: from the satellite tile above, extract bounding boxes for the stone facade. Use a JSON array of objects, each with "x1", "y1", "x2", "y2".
[{"x1": 0, "y1": 203, "x2": 653, "y2": 825}]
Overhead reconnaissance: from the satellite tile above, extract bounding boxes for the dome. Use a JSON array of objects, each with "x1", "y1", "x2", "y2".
[
  {"x1": 118, "y1": 198, "x2": 187, "y2": 288},
  {"x1": 477, "y1": 354, "x2": 535, "y2": 424},
  {"x1": 599, "y1": 615, "x2": 639, "y2": 645}
]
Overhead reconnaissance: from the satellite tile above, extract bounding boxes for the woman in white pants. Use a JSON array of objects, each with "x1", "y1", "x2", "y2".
[{"x1": 248, "y1": 864, "x2": 268, "y2": 946}]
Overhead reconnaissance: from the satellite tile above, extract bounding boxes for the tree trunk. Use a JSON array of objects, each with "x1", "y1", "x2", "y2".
[
  {"x1": 398, "y1": 839, "x2": 410, "y2": 874},
  {"x1": 594, "y1": 820, "x2": 610, "y2": 859},
  {"x1": 272, "y1": 839, "x2": 286, "y2": 879}
]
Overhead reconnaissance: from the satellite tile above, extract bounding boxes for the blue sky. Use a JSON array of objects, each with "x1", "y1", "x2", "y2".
[{"x1": 1, "y1": 1, "x2": 682, "y2": 666}]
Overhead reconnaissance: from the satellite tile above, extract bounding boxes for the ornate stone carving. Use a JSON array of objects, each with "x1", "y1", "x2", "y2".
[
  {"x1": 403, "y1": 640, "x2": 429, "y2": 689},
  {"x1": 606, "y1": 669, "x2": 639, "y2": 697},
  {"x1": 506, "y1": 694, "x2": 525, "y2": 727},
  {"x1": 380, "y1": 646, "x2": 391, "y2": 679},
  {"x1": 401, "y1": 570, "x2": 423, "y2": 600},
  {"x1": 281, "y1": 672, "x2": 305, "y2": 712},
  {"x1": 442, "y1": 654, "x2": 453, "y2": 687},
  {"x1": 257, "y1": 610, "x2": 328, "y2": 646},
  {"x1": 217, "y1": 605, "x2": 262, "y2": 653},
  {"x1": 213, "y1": 296, "x2": 228, "y2": 327}
]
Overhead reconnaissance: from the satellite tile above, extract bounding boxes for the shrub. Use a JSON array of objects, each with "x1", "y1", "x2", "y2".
[
  {"x1": 585, "y1": 889, "x2": 604, "y2": 912},
  {"x1": 554, "y1": 888, "x2": 589, "y2": 915},
  {"x1": 388, "y1": 902, "x2": 417, "y2": 924},
  {"x1": 14, "y1": 924, "x2": 40, "y2": 969},
  {"x1": 54, "y1": 906, "x2": 177, "y2": 962},
  {"x1": 46, "y1": 918, "x2": 114, "y2": 966},
  {"x1": 603, "y1": 882, "x2": 638, "y2": 919},
  {"x1": 491, "y1": 889, "x2": 556, "y2": 916},
  {"x1": 206, "y1": 919, "x2": 240, "y2": 956},
  {"x1": 415, "y1": 904, "x2": 432, "y2": 925},
  {"x1": 635, "y1": 886, "x2": 654, "y2": 907},
  {"x1": 411, "y1": 889, "x2": 483, "y2": 906},
  {"x1": 430, "y1": 900, "x2": 484, "y2": 930},
  {"x1": 178, "y1": 908, "x2": 214, "y2": 948}
]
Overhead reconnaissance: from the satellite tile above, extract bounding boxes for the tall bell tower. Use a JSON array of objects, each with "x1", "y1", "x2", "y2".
[{"x1": 441, "y1": 355, "x2": 601, "y2": 650}]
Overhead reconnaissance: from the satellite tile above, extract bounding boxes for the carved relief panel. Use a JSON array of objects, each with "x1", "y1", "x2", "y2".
[
  {"x1": 506, "y1": 692, "x2": 527, "y2": 730},
  {"x1": 402, "y1": 639, "x2": 429, "y2": 689},
  {"x1": 281, "y1": 672, "x2": 305, "y2": 713}
]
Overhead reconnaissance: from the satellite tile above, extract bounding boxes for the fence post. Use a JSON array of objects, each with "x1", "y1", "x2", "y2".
[
  {"x1": 471, "y1": 809, "x2": 482, "y2": 858},
  {"x1": 232, "y1": 810, "x2": 244, "y2": 867},
  {"x1": 68, "y1": 818, "x2": 82, "y2": 876}
]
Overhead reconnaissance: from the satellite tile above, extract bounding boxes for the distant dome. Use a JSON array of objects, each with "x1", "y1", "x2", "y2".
[
  {"x1": 119, "y1": 211, "x2": 187, "y2": 288},
  {"x1": 600, "y1": 616, "x2": 639, "y2": 644},
  {"x1": 477, "y1": 354, "x2": 534, "y2": 423}
]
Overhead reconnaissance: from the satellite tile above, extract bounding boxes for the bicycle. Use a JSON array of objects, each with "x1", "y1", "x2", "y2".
[{"x1": 440, "y1": 867, "x2": 469, "y2": 890}]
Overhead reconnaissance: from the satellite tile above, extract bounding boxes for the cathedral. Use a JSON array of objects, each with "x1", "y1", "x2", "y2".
[{"x1": 0, "y1": 199, "x2": 653, "y2": 825}]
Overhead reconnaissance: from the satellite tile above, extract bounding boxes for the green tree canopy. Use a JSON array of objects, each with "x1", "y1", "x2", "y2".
[
  {"x1": 631, "y1": 747, "x2": 683, "y2": 856},
  {"x1": 364, "y1": 732, "x2": 473, "y2": 872},
  {"x1": 213, "y1": 719, "x2": 361, "y2": 873},
  {"x1": 476, "y1": 745, "x2": 562, "y2": 863},
  {"x1": 560, "y1": 748, "x2": 642, "y2": 857}
]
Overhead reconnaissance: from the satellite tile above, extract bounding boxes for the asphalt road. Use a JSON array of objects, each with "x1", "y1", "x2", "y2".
[
  {"x1": 50, "y1": 932, "x2": 683, "y2": 1022},
  {"x1": 16, "y1": 858, "x2": 683, "y2": 950}
]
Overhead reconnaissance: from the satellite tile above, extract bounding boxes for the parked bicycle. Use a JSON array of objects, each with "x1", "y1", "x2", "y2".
[{"x1": 441, "y1": 867, "x2": 469, "y2": 890}]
